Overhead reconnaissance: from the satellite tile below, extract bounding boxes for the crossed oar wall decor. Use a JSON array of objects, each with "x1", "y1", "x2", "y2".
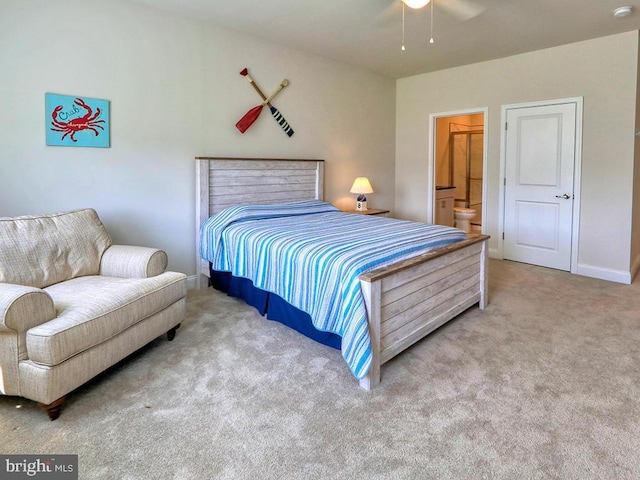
[{"x1": 235, "y1": 68, "x2": 294, "y2": 137}]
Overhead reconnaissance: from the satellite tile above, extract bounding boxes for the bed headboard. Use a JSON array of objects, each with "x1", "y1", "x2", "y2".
[{"x1": 195, "y1": 157, "x2": 325, "y2": 281}]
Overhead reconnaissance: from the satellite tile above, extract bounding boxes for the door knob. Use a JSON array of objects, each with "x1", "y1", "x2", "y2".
[{"x1": 555, "y1": 193, "x2": 571, "y2": 199}]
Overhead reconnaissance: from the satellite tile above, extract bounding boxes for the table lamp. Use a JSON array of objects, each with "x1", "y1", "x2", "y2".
[{"x1": 350, "y1": 177, "x2": 374, "y2": 211}]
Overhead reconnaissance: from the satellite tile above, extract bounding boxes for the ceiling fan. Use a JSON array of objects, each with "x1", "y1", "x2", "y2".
[
  {"x1": 402, "y1": 0, "x2": 484, "y2": 21},
  {"x1": 381, "y1": 0, "x2": 485, "y2": 50}
]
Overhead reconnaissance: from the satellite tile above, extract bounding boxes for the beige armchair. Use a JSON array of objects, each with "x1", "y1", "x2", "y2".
[{"x1": 0, "y1": 208, "x2": 186, "y2": 420}]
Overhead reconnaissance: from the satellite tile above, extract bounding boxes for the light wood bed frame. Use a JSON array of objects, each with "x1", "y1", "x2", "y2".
[{"x1": 196, "y1": 157, "x2": 489, "y2": 390}]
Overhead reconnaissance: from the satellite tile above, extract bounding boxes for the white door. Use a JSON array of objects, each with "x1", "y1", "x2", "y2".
[{"x1": 503, "y1": 102, "x2": 577, "y2": 271}]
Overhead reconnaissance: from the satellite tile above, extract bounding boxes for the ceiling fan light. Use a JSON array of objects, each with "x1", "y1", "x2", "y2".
[
  {"x1": 402, "y1": 0, "x2": 431, "y2": 9},
  {"x1": 613, "y1": 6, "x2": 633, "y2": 17}
]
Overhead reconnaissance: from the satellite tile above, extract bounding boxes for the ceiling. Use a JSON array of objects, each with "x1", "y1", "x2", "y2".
[{"x1": 130, "y1": 0, "x2": 640, "y2": 79}]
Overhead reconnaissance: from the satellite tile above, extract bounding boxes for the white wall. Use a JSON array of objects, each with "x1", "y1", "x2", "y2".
[
  {"x1": 198, "y1": 26, "x2": 396, "y2": 211},
  {"x1": 633, "y1": 33, "x2": 640, "y2": 282},
  {"x1": 0, "y1": 0, "x2": 395, "y2": 279},
  {"x1": 396, "y1": 32, "x2": 639, "y2": 282}
]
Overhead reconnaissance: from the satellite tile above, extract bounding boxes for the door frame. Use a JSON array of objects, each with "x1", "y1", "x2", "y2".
[
  {"x1": 498, "y1": 97, "x2": 583, "y2": 273},
  {"x1": 428, "y1": 107, "x2": 489, "y2": 229}
]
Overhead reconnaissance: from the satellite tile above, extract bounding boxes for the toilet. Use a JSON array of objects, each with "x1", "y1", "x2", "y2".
[{"x1": 453, "y1": 207, "x2": 476, "y2": 233}]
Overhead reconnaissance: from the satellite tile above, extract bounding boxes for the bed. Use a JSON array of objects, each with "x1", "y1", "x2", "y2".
[{"x1": 196, "y1": 157, "x2": 489, "y2": 390}]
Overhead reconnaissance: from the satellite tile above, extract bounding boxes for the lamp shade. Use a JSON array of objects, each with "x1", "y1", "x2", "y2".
[{"x1": 350, "y1": 177, "x2": 374, "y2": 195}]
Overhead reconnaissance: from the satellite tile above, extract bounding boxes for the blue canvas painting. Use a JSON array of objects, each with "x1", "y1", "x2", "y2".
[{"x1": 46, "y1": 93, "x2": 110, "y2": 147}]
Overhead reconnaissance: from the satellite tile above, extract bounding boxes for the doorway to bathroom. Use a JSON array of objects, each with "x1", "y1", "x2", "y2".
[{"x1": 431, "y1": 110, "x2": 486, "y2": 234}]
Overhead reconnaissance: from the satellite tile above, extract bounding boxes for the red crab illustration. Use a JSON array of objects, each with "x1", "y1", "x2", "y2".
[{"x1": 50, "y1": 98, "x2": 105, "y2": 142}]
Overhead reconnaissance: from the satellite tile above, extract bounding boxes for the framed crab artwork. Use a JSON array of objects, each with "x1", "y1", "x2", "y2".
[{"x1": 45, "y1": 93, "x2": 110, "y2": 147}]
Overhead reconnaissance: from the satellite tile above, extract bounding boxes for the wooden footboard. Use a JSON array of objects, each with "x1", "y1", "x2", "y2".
[{"x1": 358, "y1": 234, "x2": 489, "y2": 390}]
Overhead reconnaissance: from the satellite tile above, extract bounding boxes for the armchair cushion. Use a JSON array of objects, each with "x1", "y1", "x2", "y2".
[
  {"x1": 27, "y1": 272, "x2": 186, "y2": 367},
  {"x1": 0, "y1": 209, "x2": 112, "y2": 288}
]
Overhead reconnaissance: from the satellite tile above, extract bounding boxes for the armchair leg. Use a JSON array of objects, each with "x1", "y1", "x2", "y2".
[
  {"x1": 167, "y1": 323, "x2": 181, "y2": 341},
  {"x1": 39, "y1": 395, "x2": 66, "y2": 421}
]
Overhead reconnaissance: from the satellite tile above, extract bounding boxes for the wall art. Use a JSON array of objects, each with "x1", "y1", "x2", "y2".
[
  {"x1": 235, "y1": 68, "x2": 294, "y2": 137},
  {"x1": 46, "y1": 93, "x2": 110, "y2": 147}
]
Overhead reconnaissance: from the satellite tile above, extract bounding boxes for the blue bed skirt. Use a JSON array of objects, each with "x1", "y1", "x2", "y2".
[{"x1": 209, "y1": 266, "x2": 342, "y2": 350}]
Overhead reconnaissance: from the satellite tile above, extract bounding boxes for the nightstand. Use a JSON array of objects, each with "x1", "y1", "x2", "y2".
[{"x1": 344, "y1": 208, "x2": 390, "y2": 217}]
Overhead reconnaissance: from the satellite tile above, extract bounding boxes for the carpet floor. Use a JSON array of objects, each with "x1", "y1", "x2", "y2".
[{"x1": 2, "y1": 259, "x2": 639, "y2": 479}]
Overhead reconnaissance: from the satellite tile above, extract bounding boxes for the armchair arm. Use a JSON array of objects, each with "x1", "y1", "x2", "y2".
[
  {"x1": 99, "y1": 245, "x2": 168, "y2": 278},
  {"x1": 0, "y1": 283, "x2": 55, "y2": 333},
  {"x1": 0, "y1": 283, "x2": 55, "y2": 362}
]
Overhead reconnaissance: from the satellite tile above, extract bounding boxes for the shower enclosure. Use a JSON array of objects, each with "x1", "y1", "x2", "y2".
[{"x1": 449, "y1": 130, "x2": 483, "y2": 227}]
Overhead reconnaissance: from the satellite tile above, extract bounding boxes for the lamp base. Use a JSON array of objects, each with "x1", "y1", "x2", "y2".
[
  {"x1": 356, "y1": 200, "x2": 368, "y2": 211},
  {"x1": 355, "y1": 194, "x2": 368, "y2": 211}
]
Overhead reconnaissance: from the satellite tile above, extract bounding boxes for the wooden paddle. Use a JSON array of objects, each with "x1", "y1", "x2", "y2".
[
  {"x1": 238, "y1": 68, "x2": 294, "y2": 136},
  {"x1": 236, "y1": 79, "x2": 289, "y2": 133}
]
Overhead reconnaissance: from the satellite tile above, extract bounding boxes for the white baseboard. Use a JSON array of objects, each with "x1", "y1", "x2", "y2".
[
  {"x1": 487, "y1": 248, "x2": 634, "y2": 284},
  {"x1": 575, "y1": 263, "x2": 632, "y2": 285},
  {"x1": 186, "y1": 274, "x2": 199, "y2": 290}
]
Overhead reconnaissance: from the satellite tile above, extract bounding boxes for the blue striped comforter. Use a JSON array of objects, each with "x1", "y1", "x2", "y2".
[{"x1": 199, "y1": 200, "x2": 466, "y2": 380}]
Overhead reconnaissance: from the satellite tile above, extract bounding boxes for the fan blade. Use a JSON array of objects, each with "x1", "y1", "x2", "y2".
[
  {"x1": 376, "y1": 0, "x2": 484, "y2": 29},
  {"x1": 439, "y1": 0, "x2": 485, "y2": 21}
]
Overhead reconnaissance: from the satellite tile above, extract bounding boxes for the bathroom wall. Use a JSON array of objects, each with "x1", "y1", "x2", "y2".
[
  {"x1": 434, "y1": 113, "x2": 484, "y2": 224},
  {"x1": 435, "y1": 114, "x2": 483, "y2": 187}
]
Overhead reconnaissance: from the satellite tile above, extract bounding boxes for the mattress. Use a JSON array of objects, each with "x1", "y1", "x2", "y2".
[{"x1": 199, "y1": 200, "x2": 466, "y2": 379}]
